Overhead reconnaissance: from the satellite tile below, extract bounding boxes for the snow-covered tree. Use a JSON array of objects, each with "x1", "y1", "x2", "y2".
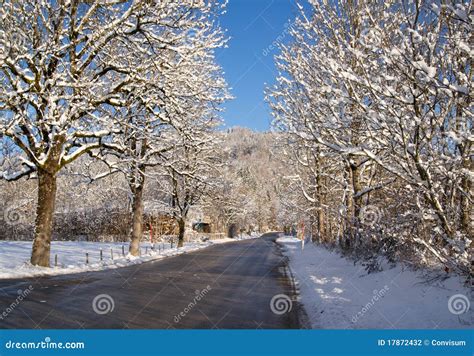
[
  {"x1": 0, "y1": 0, "x2": 228, "y2": 266},
  {"x1": 267, "y1": 0, "x2": 472, "y2": 272},
  {"x1": 156, "y1": 106, "x2": 225, "y2": 247},
  {"x1": 89, "y1": 2, "x2": 229, "y2": 255},
  {"x1": 204, "y1": 128, "x2": 283, "y2": 235}
]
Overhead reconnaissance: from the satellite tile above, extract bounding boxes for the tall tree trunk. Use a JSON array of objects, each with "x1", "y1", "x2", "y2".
[
  {"x1": 350, "y1": 158, "x2": 363, "y2": 248},
  {"x1": 350, "y1": 161, "x2": 362, "y2": 218},
  {"x1": 315, "y1": 153, "x2": 326, "y2": 243},
  {"x1": 177, "y1": 218, "x2": 185, "y2": 248},
  {"x1": 31, "y1": 170, "x2": 57, "y2": 267},
  {"x1": 345, "y1": 2, "x2": 363, "y2": 250},
  {"x1": 413, "y1": 156, "x2": 455, "y2": 241},
  {"x1": 460, "y1": 158, "x2": 472, "y2": 237},
  {"x1": 310, "y1": 214, "x2": 317, "y2": 243},
  {"x1": 343, "y1": 161, "x2": 354, "y2": 250},
  {"x1": 317, "y1": 208, "x2": 325, "y2": 243},
  {"x1": 129, "y1": 183, "x2": 144, "y2": 256}
]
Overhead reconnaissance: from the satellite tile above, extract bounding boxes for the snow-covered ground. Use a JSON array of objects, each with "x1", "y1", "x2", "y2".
[
  {"x1": 0, "y1": 234, "x2": 259, "y2": 279},
  {"x1": 277, "y1": 236, "x2": 472, "y2": 329}
]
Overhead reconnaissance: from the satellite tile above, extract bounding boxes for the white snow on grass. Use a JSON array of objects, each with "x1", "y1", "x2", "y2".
[
  {"x1": 277, "y1": 236, "x2": 472, "y2": 329},
  {"x1": 0, "y1": 234, "x2": 259, "y2": 279}
]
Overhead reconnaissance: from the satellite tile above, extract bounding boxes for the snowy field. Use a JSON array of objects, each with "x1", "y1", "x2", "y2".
[
  {"x1": 0, "y1": 234, "x2": 259, "y2": 279},
  {"x1": 277, "y1": 236, "x2": 472, "y2": 329}
]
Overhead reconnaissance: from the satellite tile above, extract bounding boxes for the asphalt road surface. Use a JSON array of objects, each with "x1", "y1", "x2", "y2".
[{"x1": 0, "y1": 233, "x2": 307, "y2": 329}]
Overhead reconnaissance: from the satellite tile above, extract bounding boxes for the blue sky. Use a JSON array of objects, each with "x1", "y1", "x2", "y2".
[{"x1": 216, "y1": 0, "x2": 298, "y2": 132}]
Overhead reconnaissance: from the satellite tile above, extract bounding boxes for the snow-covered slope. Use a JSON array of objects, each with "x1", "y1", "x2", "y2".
[
  {"x1": 277, "y1": 236, "x2": 472, "y2": 329},
  {"x1": 0, "y1": 235, "x2": 258, "y2": 279}
]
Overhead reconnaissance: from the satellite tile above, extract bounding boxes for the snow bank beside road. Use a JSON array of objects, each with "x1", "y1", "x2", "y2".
[
  {"x1": 277, "y1": 236, "x2": 472, "y2": 329},
  {"x1": 0, "y1": 234, "x2": 258, "y2": 279}
]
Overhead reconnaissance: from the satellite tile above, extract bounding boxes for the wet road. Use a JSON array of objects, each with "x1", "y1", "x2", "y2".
[{"x1": 0, "y1": 233, "x2": 306, "y2": 329}]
